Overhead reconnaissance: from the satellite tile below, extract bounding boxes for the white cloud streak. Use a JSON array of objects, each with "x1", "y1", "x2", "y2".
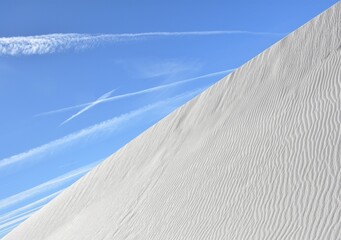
[
  {"x1": 60, "y1": 88, "x2": 116, "y2": 126},
  {"x1": 0, "y1": 212, "x2": 34, "y2": 235},
  {"x1": 0, "y1": 192, "x2": 60, "y2": 225},
  {"x1": 0, "y1": 206, "x2": 40, "y2": 226},
  {"x1": 39, "y1": 69, "x2": 235, "y2": 117},
  {"x1": 0, "y1": 191, "x2": 62, "y2": 238},
  {"x1": 0, "y1": 162, "x2": 97, "y2": 212},
  {"x1": 134, "y1": 59, "x2": 202, "y2": 79},
  {"x1": 0, "y1": 226, "x2": 15, "y2": 238},
  {"x1": 0, "y1": 31, "x2": 285, "y2": 56},
  {"x1": 0, "y1": 89, "x2": 201, "y2": 170}
]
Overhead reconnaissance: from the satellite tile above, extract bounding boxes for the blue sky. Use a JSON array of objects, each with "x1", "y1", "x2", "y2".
[{"x1": 0, "y1": 0, "x2": 338, "y2": 237}]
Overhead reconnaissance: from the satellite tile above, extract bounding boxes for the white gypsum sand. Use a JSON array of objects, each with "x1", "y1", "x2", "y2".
[{"x1": 3, "y1": 2, "x2": 341, "y2": 240}]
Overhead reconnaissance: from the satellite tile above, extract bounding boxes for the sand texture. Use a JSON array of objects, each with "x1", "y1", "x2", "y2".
[{"x1": 3, "y1": 2, "x2": 341, "y2": 240}]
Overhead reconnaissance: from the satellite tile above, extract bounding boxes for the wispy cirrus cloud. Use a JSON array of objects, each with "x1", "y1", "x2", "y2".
[
  {"x1": 39, "y1": 69, "x2": 235, "y2": 119},
  {"x1": 0, "y1": 89, "x2": 202, "y2": 170},
  {"x1": 0, "y1": 31, "x2": 285, "y2": 56}
]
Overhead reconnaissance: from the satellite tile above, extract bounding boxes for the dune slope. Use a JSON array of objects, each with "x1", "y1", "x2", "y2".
[{"x1": 4, "y1": 2, "x2": 341, "y2": 240}]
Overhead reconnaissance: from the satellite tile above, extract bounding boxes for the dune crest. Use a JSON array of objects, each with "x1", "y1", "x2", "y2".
[{"x1": 4, "y1": 2, "x2": 341, "y2": 240}]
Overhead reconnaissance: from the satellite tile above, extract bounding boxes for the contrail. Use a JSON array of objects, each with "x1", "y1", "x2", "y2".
[
  {"x1": 0, "y1": 162, "x2": 98, "y2": 211},
  {"x1": 39, "y1": 68, "x2": 236, "y2": 117},
  {"x1": 0, "y1": 31, "x2": 285, "y2": 55},
  {"x1": 60, "y1": 88, "x2": 116, "y2": 126}
]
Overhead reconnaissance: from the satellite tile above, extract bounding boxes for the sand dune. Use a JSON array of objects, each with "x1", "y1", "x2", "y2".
[{"x1": 3, "y1": 2, "x2": 341, "y2": 240}]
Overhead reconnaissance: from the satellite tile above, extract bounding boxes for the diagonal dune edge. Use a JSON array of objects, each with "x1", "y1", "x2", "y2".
[{"x1": 4, "y1": 2, "x2": 341, "y2": 239}]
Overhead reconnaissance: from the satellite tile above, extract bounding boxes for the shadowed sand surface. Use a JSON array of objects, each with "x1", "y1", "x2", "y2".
[{"x1": 3, "y1": 2, "x2": 341, "y2": 240}]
